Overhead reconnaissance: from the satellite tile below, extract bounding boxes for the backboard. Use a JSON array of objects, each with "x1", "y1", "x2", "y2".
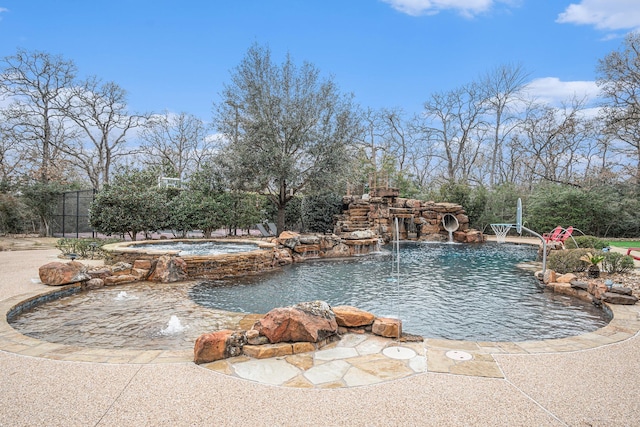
[{"x1": 516, "y1": 198, "x2": 522, "y2": 234}]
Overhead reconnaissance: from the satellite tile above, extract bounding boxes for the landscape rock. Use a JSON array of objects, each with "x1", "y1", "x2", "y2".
[
  {"x1": 588, "y1": 281, "x2": 608, "y2": 300},
  {"x1": 609, "y1": 286, "x2": 632, "y2": 296},
  {"x1": 463, "y1": 230, "x2": 485, "y2": 243},
  {"x1": 601, "y1": 292, "x2": 638, "y2": 305},
  {"x1": 103, "y1": 274, "x2": 138, "y2": 286},
  {"x1": 193, "y1": 330, "x2": 247, "y2": 364},
  {"x1": 39, "y1": 261, "x2": 90, "y2": 286},
  {"x1": 372, "y1": 317, "x2": 402, "y2": 338},
  {"x1": 333, "y1": 305, "x2": 375, "y2": 327},
  {"x1": 110, "y1": 262, "x2": 133, "y2": 275},
  {"x1": 278, "y1": 231, "x2": 300, "y2": 249},
  {"x1": 148, "y1": 255, "x2": 187, "y2": 282},
  {"x1": 570, "y1": 280, "x2": 589, "y2": 290},
  {"x1": 87, "y1": 267, "x2": 113, "y2": 280},
  {"x1": 537, "y1": 269, "x2": 556, "y2": 284},
  {"x1": 83, "y1": 278, "x2": 104, "y2": 290},
  {"x1": 557, "y1": 273, "x2": 577, "y2": 283},
  {"x1": 345, "y1": 229, "x2": 376, "y2": 240},
  {"x1": 246, "y1": 329, "x2": 270, "y2": 345},
  {"x1": 253, "y1": 300, "x2": 338, "y2": 343},
  {"x1": 243, "y1": 343, "x2": 293, "y2": 359},
  {"x1": 133, "y1": 259, "x2": 152, "y2": 270}
]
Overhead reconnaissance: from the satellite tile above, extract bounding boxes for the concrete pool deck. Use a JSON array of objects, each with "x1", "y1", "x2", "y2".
[{"x1": 2, "y1": 243, "x2": 640, "y2": 425}]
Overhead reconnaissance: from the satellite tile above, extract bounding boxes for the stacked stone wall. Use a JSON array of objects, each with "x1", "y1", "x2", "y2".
[{"x1": 335, "y1": 189, "x2": 484, "y2": 243}]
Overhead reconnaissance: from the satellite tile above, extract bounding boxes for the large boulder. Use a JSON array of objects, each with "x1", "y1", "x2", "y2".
[
  {"x1": 148, "y1": 255, "x2": 187, "y2": 283},
  {"x1": 39, "y1": 261, "x2": 90, "y2": 286},
  {"x1": 253, "y1": 301, "x2": 338, "y2": 343}
]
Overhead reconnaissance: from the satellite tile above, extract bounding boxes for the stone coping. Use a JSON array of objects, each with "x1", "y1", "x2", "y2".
[{"x1": 2, "y1": 283, "x2": 639, "y2": 388}]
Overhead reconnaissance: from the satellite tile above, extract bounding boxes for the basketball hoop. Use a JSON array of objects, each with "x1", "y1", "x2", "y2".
[{"x1": 490, "y1": 223, "x2": 512, "y2": 244}]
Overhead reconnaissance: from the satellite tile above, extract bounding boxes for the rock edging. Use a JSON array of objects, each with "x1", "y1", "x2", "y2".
[
  {"x1": 193, "y1": 302, "x2": 414, "y2": 364},
  {"x1": 537, "y1": 270, "x2": 638, "y2": 306}
]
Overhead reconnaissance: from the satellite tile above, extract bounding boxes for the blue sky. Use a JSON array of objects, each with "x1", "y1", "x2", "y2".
[{"x1": 1, "y1": 1, "x2": 639, "y2": 120}]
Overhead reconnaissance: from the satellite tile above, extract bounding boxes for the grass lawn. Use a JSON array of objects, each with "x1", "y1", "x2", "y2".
[{"x1": 608, "y1": 240, "x2": 640, "y2": 248}]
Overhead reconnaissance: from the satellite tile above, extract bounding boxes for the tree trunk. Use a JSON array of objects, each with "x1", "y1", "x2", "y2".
[{"x1": 276, "y1": 204, "x2": 286, "y2": 236}]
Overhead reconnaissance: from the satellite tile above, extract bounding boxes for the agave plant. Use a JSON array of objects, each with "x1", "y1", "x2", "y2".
[{"x1": 580, "y1": 252, "x2": 605, "y2": 278}]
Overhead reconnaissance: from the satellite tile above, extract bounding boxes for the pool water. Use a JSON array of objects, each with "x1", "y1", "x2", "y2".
[
  {"x1": 129, "y1": 241, "x2": 260, "y2": 256},
  {"x1": 190, "y1": 242, "x2": 609, "y2": 341},
  {"x1": 9, "y1": 282, "x2": 246, "y2": 350}
]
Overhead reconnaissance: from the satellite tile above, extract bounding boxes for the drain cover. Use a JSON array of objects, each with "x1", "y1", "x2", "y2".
[
  {"x1": 382, "y1": 346, "x2": 416, "y2": 360},
  {"x1": 445, "y1": 350, "x2": 473, "y2": 361}
]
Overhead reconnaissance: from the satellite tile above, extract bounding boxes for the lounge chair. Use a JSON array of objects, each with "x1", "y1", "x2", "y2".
[
  {"x1": 267, "y1": 222, "x2": 278, "y2": 236},
  {"x1": 256, "y1": 224, "x2": 274, "y2": 237},
  {"x1": 557, "y1": 226, "x2": 574, "y2": 245},
  {"x1": 543, "y1": 226, "x2": 563, "y2": 243},
  {"x1": 626, "y1": 248, "x2": 640, "y2": 261}
]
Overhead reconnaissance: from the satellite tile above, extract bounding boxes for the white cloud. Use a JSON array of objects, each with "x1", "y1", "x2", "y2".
[
  {"x1": 382, "y1": 0, "x2": 512, "y2": 18},
  {"x1": 0, "y1": 7, "x2": 8, "y2": 20},
  {"x1": 557, "y1": 0, "x2": 640, "y2": 31},
  {"x1": 524, "y1": 77, "x2": 599, "y2": 106}
]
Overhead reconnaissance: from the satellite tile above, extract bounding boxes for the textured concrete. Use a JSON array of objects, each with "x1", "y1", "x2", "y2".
[{"x1": 2, "y1": 248, "x2": 640, "y2": 426}]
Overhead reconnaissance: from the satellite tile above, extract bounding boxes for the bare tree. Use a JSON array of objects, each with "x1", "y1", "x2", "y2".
[
  {"x1": 479, "y1": 63, "x2": 529, "y2": 187},
  {"x1": 0, "y1": 121, "x2": 28, "y2": 184},
  {"x1": 515, "y1": 98, "x2": 592, "y2": 186},
  {"x1": 352, "y1": 108, "x2": 388, "y2": 189},
  {"x1": 140, "y1": 111, "x2": 212, "y2": 179},
  {"x1": 62, "y1": 77, "x2": 146, "y2": 189},
  {"x1": 597, "y1": 32, "x2": 640, "y2": 183},
  {"x1": 0, "y1": 49, "x2": 77, "y2": 183},
  {"x1": 420, "y1": 82, "x2": 488, "y2": 183}
]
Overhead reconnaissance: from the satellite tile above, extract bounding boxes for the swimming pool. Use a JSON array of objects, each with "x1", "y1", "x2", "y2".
[
  {"x1": 190, "y1": 242, "x2": 608, "y2": 341},
  {"x1": 9, "y1": 242, "x2": 609, "y2": 347}
]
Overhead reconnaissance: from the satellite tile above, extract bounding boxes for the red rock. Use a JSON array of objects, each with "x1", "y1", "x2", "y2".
[
  {"x1": 39, "y1": 261, "x2": 90, "y2": 286},
  {"x1": 253, "y1": 301, "x2": 338, "y2": 343},
  {"x1": 148, "y1": 255, "x2": 187, "y2": 282},
  {"x1": 332, "y1": 305, "x2": 375, "y2": 327},
  {"x1": 194, "y1": 330, "x2": 233, "y2": 364},
  {"x1": 372, "y1": 317, "x2": 402, "y2": 338}
]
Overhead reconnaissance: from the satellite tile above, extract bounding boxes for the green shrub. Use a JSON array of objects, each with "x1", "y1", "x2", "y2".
[
  {"x1": 0, "y1": 193, "x2": 29, "y2": 234},
  {"x1": 564, "y1": 235, "x2": 609, "y2": 250},
  {"x1": 548, "y1": 248, "x2": 592, "y2": 274},
  {"x1": 602, "y1": 252, "x2": 636, "y2": 274},
  {"x1": 56, "y1": 238, "x2": 121, "y2": 259},
  {"x1": 301, "y1": 192, "x2": 343, "y2": 233}
]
